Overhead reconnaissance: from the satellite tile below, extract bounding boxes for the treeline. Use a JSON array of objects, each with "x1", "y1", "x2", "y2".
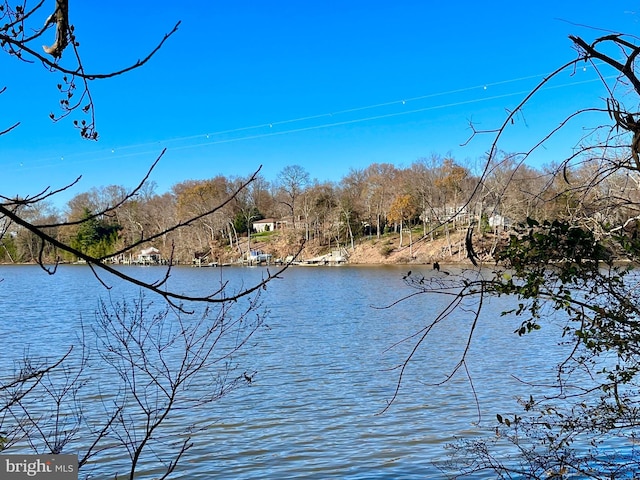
[{"x1": 1, "y1": 152, "x2": 635, "y2": 264}]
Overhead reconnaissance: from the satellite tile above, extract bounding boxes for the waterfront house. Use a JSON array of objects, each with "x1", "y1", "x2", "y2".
[{"x1": 252, "y1": 218, "x2": 277, "y2": 233}]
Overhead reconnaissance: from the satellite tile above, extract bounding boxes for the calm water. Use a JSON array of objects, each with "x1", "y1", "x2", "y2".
[{"x1": 0, "y1": 264, "x2": 571, "y2": 478}]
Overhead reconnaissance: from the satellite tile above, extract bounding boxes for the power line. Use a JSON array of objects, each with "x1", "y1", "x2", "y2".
[
  {"x1": 7, "y1": 68, "x2": 605, "y2": 173},
  {"x1": 105, "y1": 71, "x2": 554, "y2": 153}
]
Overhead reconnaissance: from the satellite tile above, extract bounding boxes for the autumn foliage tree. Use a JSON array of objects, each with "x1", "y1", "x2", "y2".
[{"x1": 387, "y1": 194, "x2": 417, "y2": 247}]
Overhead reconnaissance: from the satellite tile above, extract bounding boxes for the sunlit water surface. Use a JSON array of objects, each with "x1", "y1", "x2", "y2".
[{"x1": 0, "y1": 265, "x2": 599, "y2": 478}]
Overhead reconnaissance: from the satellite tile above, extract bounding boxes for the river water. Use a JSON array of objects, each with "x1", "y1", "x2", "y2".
[{"x1": 0, "y1": 265, "x2": 579, "y2": 478}]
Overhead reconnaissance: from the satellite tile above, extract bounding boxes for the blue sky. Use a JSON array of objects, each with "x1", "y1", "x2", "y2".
[{"x1": 1, "y1": 1, "x2": 637, "y2": 207}]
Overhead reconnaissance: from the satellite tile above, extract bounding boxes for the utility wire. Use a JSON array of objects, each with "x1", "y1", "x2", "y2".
[{"x1": 7, "y1": 68, "x2": 606, "y2": 173}]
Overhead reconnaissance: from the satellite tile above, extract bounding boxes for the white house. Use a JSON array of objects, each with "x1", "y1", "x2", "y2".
[
  {"x1": 488, "y1": 214, "x2": 511, "y2": 231},
  {"x1": 252, "y1": 218, "x2": 277, "y2": 233}
]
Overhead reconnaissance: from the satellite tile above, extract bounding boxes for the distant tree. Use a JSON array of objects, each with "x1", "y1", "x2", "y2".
[
  {"x1": 433, "y1": 157, "x2": 471, "y2": 225},
  {"x1": 230, "y1": 174, "x2": 267, "y2": 257},
  {"x1": 310, "y1": 182, "x2": 338, "y2": 246},
  {"x1": 145, "y1": 191, "x2": 177, "y2": 251},
  {"x1": 362, "y1": 163, "x2": 397, "y2": 238},
  {"x1": 5, "y1": 200, "x2": 61, "y2": 262},
  {"x1": 408, "y1": 156, "x2": 441, "y2": 239},
  {"x1": 338, "y1": 171, "x2": 367, "y2": 250},
  {"x1": 174, "y1": 177, "x2": 233, "y2": 256},
  {"x1": 246, "y1": 174, "x2": 274, "y2": 218},
  {"x1": 277, "y1": 165, "x2": 310, "y2": 229},
  {"x1": 0, "y1": 234, "x2": 17, "y2": 262},
  {"x1": 69, "y1": 207, "x2": 120, "y2": 258},
  {"x1": 387, "y1": 194, "x2": 417, "y2": 248}
]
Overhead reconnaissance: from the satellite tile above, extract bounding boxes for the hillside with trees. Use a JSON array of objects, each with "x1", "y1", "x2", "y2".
[{"x1": 0, "y1": 153, "x2": 612, "y2": 266}]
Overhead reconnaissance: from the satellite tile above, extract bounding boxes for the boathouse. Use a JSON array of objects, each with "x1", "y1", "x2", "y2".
[{"x1": 137, "y1": 247, "x2": 161, "y2": 264}]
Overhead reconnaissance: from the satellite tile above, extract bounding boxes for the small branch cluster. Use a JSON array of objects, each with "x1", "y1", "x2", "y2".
[{"x1": 0, "y1": 0, "x2": 180, "y2": 140}]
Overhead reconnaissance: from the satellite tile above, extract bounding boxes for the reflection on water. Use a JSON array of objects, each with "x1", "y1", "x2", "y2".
[{"x1": 0, "y1": 265, "x2": 573, "y2": 478}]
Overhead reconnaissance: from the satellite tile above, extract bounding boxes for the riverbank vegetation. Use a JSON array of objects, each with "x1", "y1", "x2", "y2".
[{"x1": 1, "y1": 149, "x2": 633, "y2": 266}]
